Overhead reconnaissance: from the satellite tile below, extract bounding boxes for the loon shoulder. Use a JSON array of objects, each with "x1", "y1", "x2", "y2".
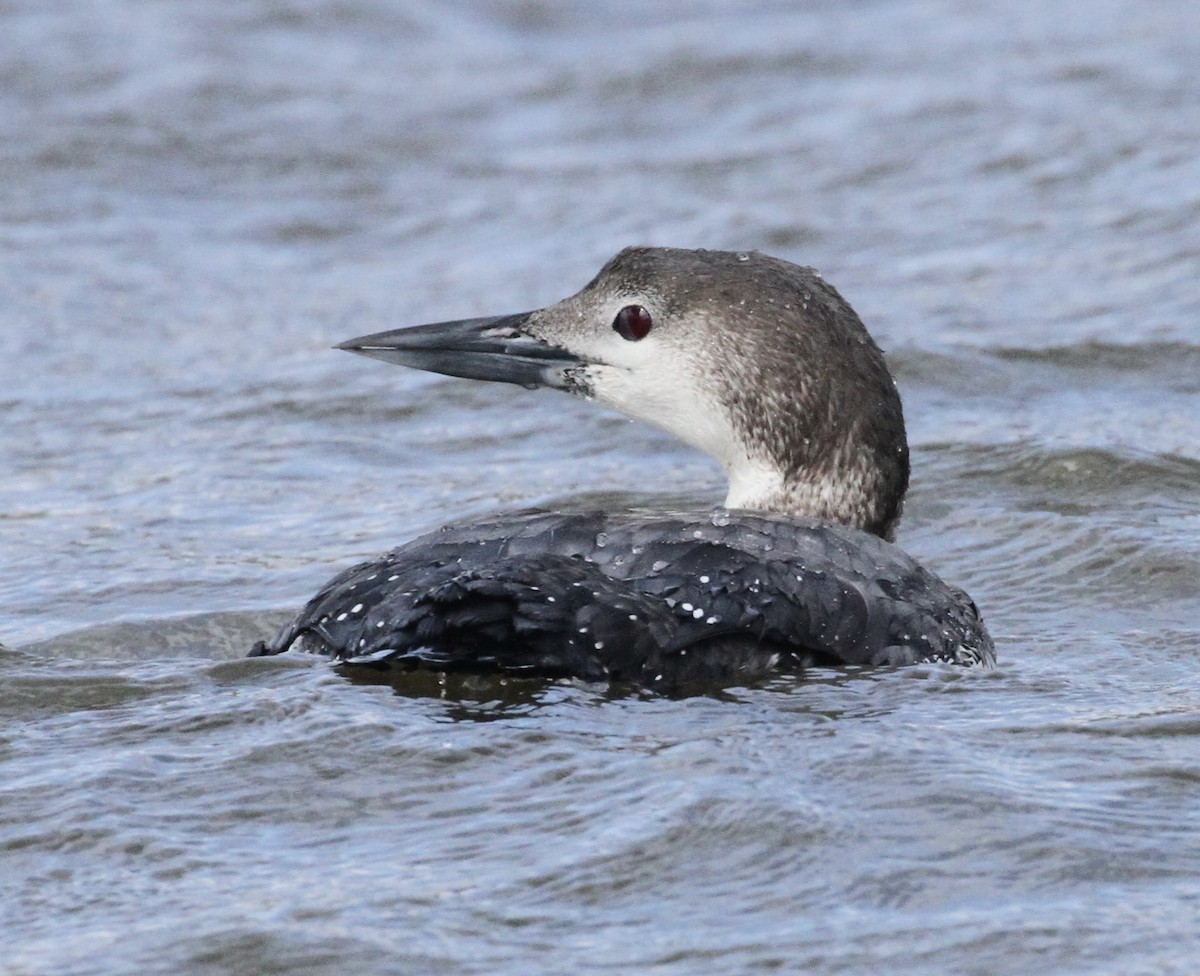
[{"x1": 253, "y1": 247, "x2": 992, "y2": 689}]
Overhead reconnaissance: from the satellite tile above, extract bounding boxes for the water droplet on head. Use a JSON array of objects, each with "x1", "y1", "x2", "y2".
[{"x1": 736, "y1": 252, "x2": 750, "y2": 262}]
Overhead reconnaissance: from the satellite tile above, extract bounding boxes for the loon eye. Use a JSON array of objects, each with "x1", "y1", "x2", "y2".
[{"x1": 612, "y1": 304, "x2": 653, "y2": 342}]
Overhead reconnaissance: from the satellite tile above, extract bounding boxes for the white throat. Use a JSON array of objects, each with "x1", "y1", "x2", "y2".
[{"x1": 722, "y1": 457, "x2": 788, "y2": 511}]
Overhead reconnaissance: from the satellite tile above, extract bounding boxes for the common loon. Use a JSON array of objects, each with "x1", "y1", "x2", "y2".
[{"x1": 252, "y1": 247, "x2": 993, "y2": 689}]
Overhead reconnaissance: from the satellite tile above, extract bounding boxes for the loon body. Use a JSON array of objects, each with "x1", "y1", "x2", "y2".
[{"x1": 253, "y1": 247, "x2": 993, "y2": 688}]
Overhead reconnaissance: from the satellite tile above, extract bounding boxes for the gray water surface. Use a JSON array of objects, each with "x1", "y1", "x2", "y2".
[{"x1": 2, "y1": 1, "x2": 1199, "y2": 974}]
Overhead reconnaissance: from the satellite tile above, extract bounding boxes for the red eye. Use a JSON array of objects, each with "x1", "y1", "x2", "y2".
[{"x1": 612, "y1": 304, "x2": 653, "y2": 341}]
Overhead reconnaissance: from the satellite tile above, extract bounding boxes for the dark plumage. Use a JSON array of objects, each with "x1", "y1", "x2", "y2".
[{"x1": 253, "y1": 509, "x2": 992, "y2": 690}]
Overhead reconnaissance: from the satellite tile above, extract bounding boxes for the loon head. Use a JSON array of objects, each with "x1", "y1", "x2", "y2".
[{"x1": 340, "y1": 247, "x2": 909, "y2": 539}]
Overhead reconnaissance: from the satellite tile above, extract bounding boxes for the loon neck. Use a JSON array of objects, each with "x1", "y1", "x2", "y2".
[{"x1": 721, "y1": 450, "x2": 905, "y2": 541}]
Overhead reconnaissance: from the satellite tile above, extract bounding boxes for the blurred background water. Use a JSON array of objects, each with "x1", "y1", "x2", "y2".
[{"x1": 1, "y1": 1, "x2": 1198, "y2": 973}]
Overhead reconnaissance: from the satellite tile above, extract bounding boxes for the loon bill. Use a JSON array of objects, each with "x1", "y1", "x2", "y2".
[{"x1": 252, "y1": 247, "x2": 993, "y2": 689}]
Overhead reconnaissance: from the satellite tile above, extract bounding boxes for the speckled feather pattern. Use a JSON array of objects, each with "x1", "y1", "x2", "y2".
[{"x1": 254, "y1": 509, "x2": 993, "y2": 689}]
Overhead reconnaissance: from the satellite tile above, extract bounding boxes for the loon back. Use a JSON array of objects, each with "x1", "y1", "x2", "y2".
[
  {"x1": 253, "y1": 509, "x2": 993, "y2": 691},
  {"x1": 252, "y1": 246, "x2": 992, "y2": 688}
]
